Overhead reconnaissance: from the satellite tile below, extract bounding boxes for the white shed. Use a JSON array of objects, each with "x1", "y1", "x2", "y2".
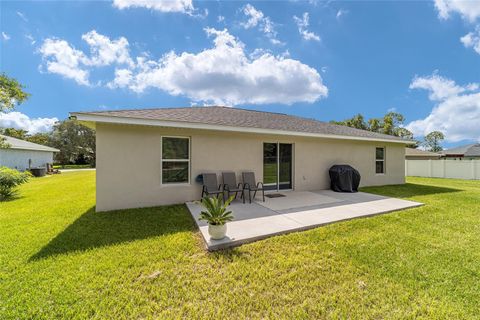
[{"x1": 0, "y1": 134, "x2": 59, "y2": 171}]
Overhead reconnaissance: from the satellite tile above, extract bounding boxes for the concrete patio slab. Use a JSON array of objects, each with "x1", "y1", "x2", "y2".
[{"x1": 187, "y1": 190, "x2": 423, "y2": 251}]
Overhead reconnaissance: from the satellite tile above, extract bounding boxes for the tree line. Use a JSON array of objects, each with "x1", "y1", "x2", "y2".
[
  {"x1": 330, "y1": 112, "x2": 445, "y2": 152},
  {"x1": 1, "y1": 73, "x2": 96, "y2": 167}
]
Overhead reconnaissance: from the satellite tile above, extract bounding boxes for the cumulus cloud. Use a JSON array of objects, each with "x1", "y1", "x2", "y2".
[
  {"x1": 38, "y1": 38, "x2": 90, "y2": 85},
  {"x1": 109, "y1": 27, "x2": 327, "y2": 105},
  {"x1": 461, "y1": 26, "x2": 480, "y2": 54},
  {"x1": 81, "y1": 30, "x2": 133, "y2": 67},
  {"x1": 434, "y1": 0, "x2": 480, "y2": 22},
  {"x1": 38, "y1": 30, "x2": 133, "y2": 85},
  {"x1": 112, "y1": 0, "x2": 194, "y2": 14},
  {"x1": 0, "y1": 112, "x2": 58, "y2": 134},
  {"x1": 293, "y1": 12, "x2": 320, "y2": 41},
  {"x1": 406, "y1": 73, "x2": 480, "y2": 142},
  {"x1": 241, "y1": 4, "x2": 283, "y2": 45}
]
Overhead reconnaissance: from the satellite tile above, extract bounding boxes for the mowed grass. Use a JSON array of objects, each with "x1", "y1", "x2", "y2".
[{"x1": 1, "y1": 172, "x2": 480, "y2": 319}]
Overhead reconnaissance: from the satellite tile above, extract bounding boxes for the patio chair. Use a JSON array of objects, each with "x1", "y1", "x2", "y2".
[
  {"x1": 242, "y1": 171, "x2": 265, "y2": 203},
  {"x1": 201, "y1": 173, "x2": 224, "y2": 201},
  {"x1": 222, "y1": 172, "x2": 245, "y2": 204}
]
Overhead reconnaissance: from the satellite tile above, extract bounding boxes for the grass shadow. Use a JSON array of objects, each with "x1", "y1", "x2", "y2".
[
  {"x1": 361, "y1": 183, "x2": 461, "y2": 198},
  {"x1": 30, "y1": 204, "x2": 194, "y2": 261}
]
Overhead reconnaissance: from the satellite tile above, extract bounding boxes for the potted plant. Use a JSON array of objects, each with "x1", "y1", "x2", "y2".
[{"x1": 199, "y1": 195, "x2": 235, "y2": 240}]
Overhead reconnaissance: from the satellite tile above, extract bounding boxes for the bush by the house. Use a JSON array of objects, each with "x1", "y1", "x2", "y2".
[{"x1": 0, "y1": 166, "x2": 31, "y2": 200}]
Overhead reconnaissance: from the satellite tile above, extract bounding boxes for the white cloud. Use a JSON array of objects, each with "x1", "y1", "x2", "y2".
[
  {"x1": 406, "y1": 73, "x2": 480, "y2": 142},
  {"x1": 38, "y1": 38, "x2": 90, "y2": 85},
  {"x1": 434, "y1": 0, "x2": 480, "y2": 22},
  {"x1": 16, "y1": 11, "x2": 28, "y2": 22},
  {"x1": 81, "y1": 30, "x2": 133, "y2": 67},
  {"x1": 112, "y1": 0, "x2": 194, "y2": 14},
  {"x1": 242, "y1": 4, "x2": 264, "y2": 29},
  {"x1": 0, "y1": 112, "x2": 58, "y2": 134},
  {"x1": 217, "y1": 15, "x2": 225, "y2": 23},
  {"x1": 38, "y1": 30, "x2": 134, "y2": 85},
  {"x1": 241, "y1": 4, "x2": 283, "y2": 45},
  {"x1": 293, "y1": 12, "x2": 320, "y2": 41},
  {"x1": 2, "y1": 32, "x2": 10, "y2": 41},
  {"x1": 336, "y1": 9, "x2": 347, "y2": 19},
  {"x1": 109, "y1": 27, "x2": 327, "y2": 105},
  {"x1": 461, "y1": 26, "x2": 480, "y2": 54}
]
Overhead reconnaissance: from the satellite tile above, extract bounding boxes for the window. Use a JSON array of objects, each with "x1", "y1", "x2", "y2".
[
  {"x1": 161, "y1": 137, "x2": 190, "y2": 184},
  {"x1": 375, "y1": 147, "x2": 385, "y2": 174}
]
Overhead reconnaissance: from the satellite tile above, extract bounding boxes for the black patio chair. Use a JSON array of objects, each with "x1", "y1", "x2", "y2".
[
  {"x1": 201, "y1": 173, "x2": 224, "y2": 201},
  {"x1": 222, "y1": 172, "x2": 245, "y2": 203},
  {"x1": 242, "y1": 171, "x2": 265, "y2": 203}
]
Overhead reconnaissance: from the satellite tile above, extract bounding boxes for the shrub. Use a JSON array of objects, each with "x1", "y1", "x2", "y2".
[{"x1": 0, "y1": 167, "x2": 31, "y2": 200}]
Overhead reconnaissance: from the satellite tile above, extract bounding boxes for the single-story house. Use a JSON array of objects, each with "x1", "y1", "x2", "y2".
[
  {"x1": 441, "y1": 143, "x2": 480, "y2": 160},
  {"x1": 405, "y1": 148, "x2": 441, "y2": 160},
  {"x1": 0, "y1": 134, "x2": 59, "y2": 171},
  {"x1": 70, "y1": 106, "x2": 413, "y2": 212}
]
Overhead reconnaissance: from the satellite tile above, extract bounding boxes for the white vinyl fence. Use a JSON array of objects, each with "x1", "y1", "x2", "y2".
[{"x1": 405, "y1": 159, "x2": 480, "y2": 180}]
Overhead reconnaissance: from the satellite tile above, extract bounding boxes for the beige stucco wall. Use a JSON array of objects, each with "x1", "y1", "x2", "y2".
[{"x1": 96, "y1": 123, "x2": 405, "y2": 211}]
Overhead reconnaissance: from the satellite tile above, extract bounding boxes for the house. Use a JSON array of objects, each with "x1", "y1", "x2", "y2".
[
  {"x1": 70, "y1": 106, "x2": 413, "y2": 212},
  {"x1": 0, "y1": 134, "x2": 59, "y2": 171},
  {"x1": 441, "y1": 144, "x2": 480, "y2": 160},
  {"x1": 405, "y1": 148, "x2": 441, "y2": 160}
]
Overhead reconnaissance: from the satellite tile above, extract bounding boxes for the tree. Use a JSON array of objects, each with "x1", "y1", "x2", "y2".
[
  {"x1": 27, "y1": 133, "x2": 51, "y2": 146},
  {"x1": 0, "y1": 74, "x2": 30, "y2": 148},
  {"x1": 423, "y1": 131, "x2": 445, "y2": 152},
  {"x1": 49, "y1": 120, "x2": 95, "y2": 167},
  {"x1": 382, "y1": 112, "x2": 405, "y2": 136},
  {"x1": 368, "y1": 118, "x2": 382, "y2": 133},
  {"x1": 0, "y1": 128, "x2": 28, "y2": 140},
  {"x1": 0, "y1": 73, "x2": 30, "y2": 112},
  {"x1": 331, "y1": 111, "x2": 412, "y2": 139}
]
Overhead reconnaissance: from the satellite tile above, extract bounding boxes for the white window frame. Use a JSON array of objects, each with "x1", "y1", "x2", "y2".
[
  {"x1": 161, "y1": 136, "x2": 191, "y2": 186},
  {"x1": 375, "y1": 147, "x2": 386, "y2": 175}
]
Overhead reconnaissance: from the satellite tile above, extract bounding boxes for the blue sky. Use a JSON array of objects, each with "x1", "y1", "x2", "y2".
[{"x1": 1, "y1": 0, "x2": 480, "y2": 147}]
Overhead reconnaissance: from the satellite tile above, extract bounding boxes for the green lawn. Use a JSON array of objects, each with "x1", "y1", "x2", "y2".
[{"x1": 1, "y1": 172, "x2": 479, "y2": 319}]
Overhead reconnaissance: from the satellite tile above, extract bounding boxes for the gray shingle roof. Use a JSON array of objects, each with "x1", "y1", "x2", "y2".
[
  {"x1": 405, "y1": 148, "x2": 441, "y2": 157},
  {"x1": 72, "y1": 106, "x2": 412, "y2": 143},
  {"x1": 0, "y1": 134, "x2": 59, "y2": 152},
  {"x1": 441, "y1": 143, "x2": 480, "y2": 157}
]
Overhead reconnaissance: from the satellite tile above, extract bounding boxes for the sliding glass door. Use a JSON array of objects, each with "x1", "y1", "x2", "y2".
[{"x1": 263, "y1": 143, "x2": 293, "y2": 191}]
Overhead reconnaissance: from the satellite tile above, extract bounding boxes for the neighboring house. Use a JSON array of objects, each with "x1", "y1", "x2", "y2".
[
  {"x1": 441, "y1": 144, "x2": 480, "y2": 160},
  {"x1": 71, "y1": 107, "x2": 413, "y2": 212},
  {"x1": 405, "y1": 148, "x2": 441, "y2": 160},
  {"x1": 0, "y1": 134, "x2": 59, "y2": 171}
]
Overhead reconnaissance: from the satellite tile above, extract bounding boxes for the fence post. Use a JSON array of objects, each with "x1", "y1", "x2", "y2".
[
  {"x1": 428, "y1": 160, "x2": 432, "y2": 177},
  {"x1": 442, "y1": 159, "x2": 446, "y2": 178},
  {"x1": 472, "y1": 160, "x2": 477, "y2": 180}
]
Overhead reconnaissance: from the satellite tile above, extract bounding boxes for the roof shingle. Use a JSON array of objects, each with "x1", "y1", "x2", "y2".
[{"x1": 73, "y1": 106, "x2": 412, "y2": 143}]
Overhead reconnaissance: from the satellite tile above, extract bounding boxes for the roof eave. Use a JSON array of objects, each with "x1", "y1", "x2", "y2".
[{"x1": 71, "y1": 112, "x2": 414, "y2": 145}]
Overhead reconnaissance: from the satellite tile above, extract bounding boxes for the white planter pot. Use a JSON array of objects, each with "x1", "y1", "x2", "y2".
[{"x1": 208, "y1": 223, "x2": 227, "y2": 240}]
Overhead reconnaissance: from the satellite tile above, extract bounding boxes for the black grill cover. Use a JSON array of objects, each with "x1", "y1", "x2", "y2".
[{"x1": 329, "y1": 165, "x2": 361, "y2": 193}]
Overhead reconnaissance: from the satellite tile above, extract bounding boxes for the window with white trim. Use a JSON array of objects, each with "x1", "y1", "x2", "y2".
[
  {"x1": 375, "y1": 147, "x2": 385, "y2": 174},
  {"x1": 161, "y1": 137, "x2": 190, "y2": 184}
]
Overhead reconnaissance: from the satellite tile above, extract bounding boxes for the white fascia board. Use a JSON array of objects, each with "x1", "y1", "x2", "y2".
[{"x1": 71, "y1": 113, "x2": 414, "y2": 145}]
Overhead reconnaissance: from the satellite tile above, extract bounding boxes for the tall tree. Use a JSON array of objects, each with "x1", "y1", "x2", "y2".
[
  {"x1": 27, "y1": 132, "x2": 51, "y2": 146},
  {"x1": 49, "y1": 120, "x2": 95, "y2": 167},
  {"x1": 0, "y1": 73, "x2": 30, "y2": 112},
  {"x1": 382, "y1": 112, "x2": 405, "y2": 136},
  {"x1": 423, "y1": 131, "x2": 445, "y2": 152}
]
